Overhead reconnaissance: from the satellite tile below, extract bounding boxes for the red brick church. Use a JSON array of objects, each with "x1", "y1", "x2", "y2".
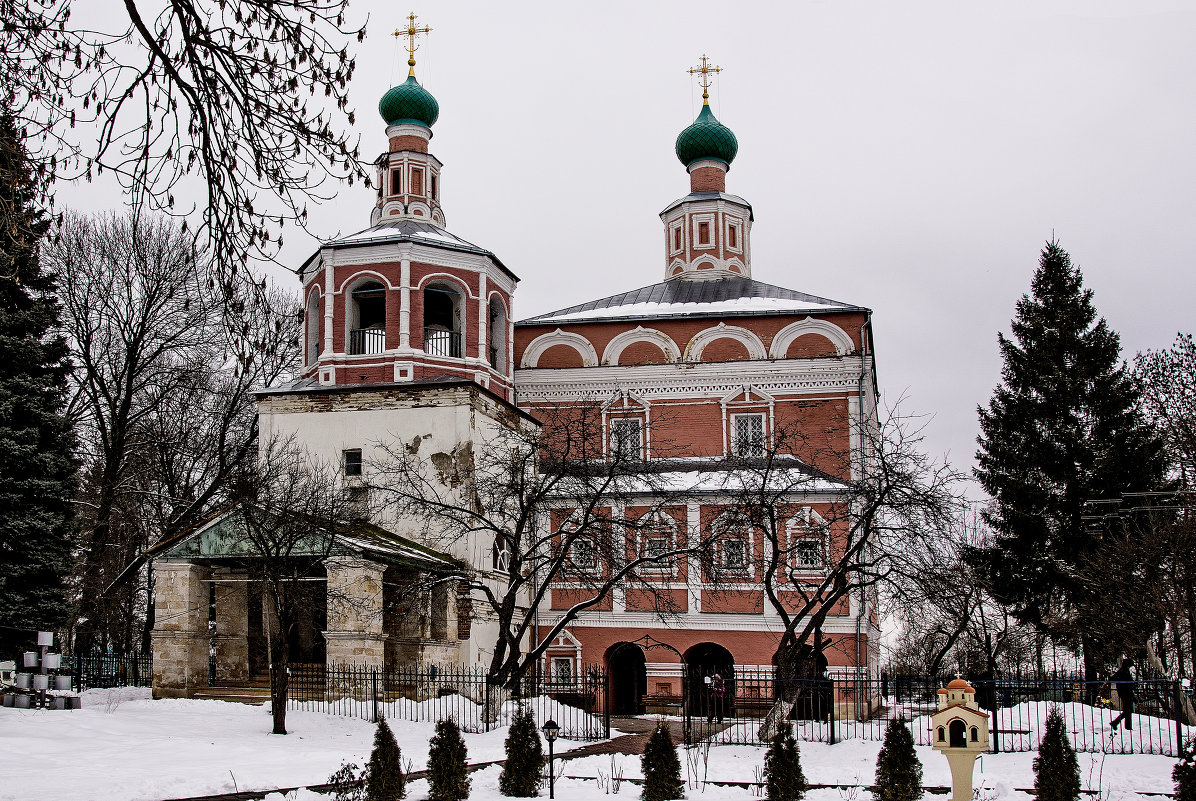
[{"x1": 151, "y1": 32, "x2": 880, "y2": 710}]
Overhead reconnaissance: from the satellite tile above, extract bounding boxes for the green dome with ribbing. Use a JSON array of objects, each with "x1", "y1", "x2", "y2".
[
  {"x1": 379, "y1": 75, "x2": 439, "y2": 128},
  {"x1": 675, "y1": 104, "x2": 738, "y2": 167}
]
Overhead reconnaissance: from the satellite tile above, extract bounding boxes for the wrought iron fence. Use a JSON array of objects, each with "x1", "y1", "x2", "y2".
[
  {"x1": 423, "y1": 328, "x2": 461, "y2": 358},
  {"x1": 683, "y1": 668, "x2": 1193, "y2": 756},
  {"x1": 280, "y1": 662, "x2": 609, "y2": 741},
  {"x1": 348, "y1": 327, "x2": 387, "y2": 355},
  {"x1": 70, "y1": 651, "x2": 153, "y2": 691}
]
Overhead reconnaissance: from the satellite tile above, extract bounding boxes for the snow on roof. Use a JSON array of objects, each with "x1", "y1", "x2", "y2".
[
  {"x1": 302, "y1": 219, "x2": 517, "y2": 281},
  {"x1": 517, "y1": 276, "x2": 865, "y2": 325}
]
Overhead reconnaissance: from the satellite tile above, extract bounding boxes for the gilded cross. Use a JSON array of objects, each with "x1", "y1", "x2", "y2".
[
  {"x1": 394, "y1": 12, "x2": 433, "y2": 76},
  {"x1": 687, "y1": 55, "x2": 723, "y2": 105}
]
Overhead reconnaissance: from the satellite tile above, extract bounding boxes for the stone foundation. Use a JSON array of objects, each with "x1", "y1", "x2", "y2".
[{"x1": 151, "y1": 561, "x2": 211, "y2": 698}]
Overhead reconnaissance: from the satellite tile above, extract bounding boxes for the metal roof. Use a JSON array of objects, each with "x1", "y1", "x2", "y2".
[
  {"x1": 516, "y1": 276, "x2": 867, "y2": 325},
  {"x1": 299, "y1": 219, "x2": 518, "y2": 282}
]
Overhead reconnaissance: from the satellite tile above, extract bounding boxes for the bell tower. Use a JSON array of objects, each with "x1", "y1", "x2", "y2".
[
  {"x1": 372, "y1": 13, "x2": 446, "y2": 227},
  {"x1": 660, "y1": 55, "x2": 753, "y2": 282}
]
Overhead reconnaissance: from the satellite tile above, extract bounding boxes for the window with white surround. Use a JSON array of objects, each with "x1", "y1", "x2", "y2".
[
  {"x1": 571, "y1": 537, "x2": 595, "y2": 569},
  {"x1": 731, "y1": 413, "x2": 766, "y2": 457},
  {"x1": 610, "y1": 418, "x2": 643, "y2": 460},
  {"x1": 794, "y1": 538, "x2": 824, "y2": 571},
  {"x1": 551, "y1": 657, "x2": 573, "y2": 685},
  {"x1": 722, "y1": 538, "x2": 748, "y2": 571},
  {"x1": 492, "y1": 534, "x2": 512, "y2": 572}
]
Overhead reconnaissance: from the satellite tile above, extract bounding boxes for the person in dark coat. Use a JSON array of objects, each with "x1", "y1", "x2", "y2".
[{"x1": 1110, "y1": 658, "x2": 1136, "y2": 731}]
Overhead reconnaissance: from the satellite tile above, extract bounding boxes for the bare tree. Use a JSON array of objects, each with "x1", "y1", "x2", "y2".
[
  {"x1": 370, "y1": 401, "x2": 711, "y2": 691},
  {"x1": 226, "y1": 439, "x2": 357, "y2": 735},
  {"x1": 1, "y1": 0, "x2": 368, "y2": 305},
  {"x1": 45, "y1": 210, "x2": 298, "y2": 650}
]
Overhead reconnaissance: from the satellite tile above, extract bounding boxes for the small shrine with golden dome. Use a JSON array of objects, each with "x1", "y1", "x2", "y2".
[{"x1": 931, "y1": 677, "x2": 991, "y2": 801}]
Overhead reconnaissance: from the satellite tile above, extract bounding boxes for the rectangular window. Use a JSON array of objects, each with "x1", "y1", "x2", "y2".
[
  {"x1": 551, "y1": 657, "x2": 573, "y2": 685},
  {"x1": 644, "y1": 535, "x2": 670, "y2": 561},
  {"x1": 732, "y1": 414, "x2": 765, "y2": 458},
  {"x1": 610, "y1": 418, "x2": 643, "y2": 460},
  {"x1": 722, "y1": 539, "x2": 747, "y2": 570},
  {"x1": 728, "y1": 224, "x2": 738, "y2": 249},
  {"x1": 492, "y1": 535, "x2": 511, "y2": 572},
  {"x1": 698, "y1": 221, "x2": 710, "y2": 245},
  {"x1": 411, "y1": 168, "x2": 424, "y2": 195},
  {"x1": 343, "y1": 448, "x2": 363, "y2": 476},
  {"x1": 571, "y1": 538, "x2": 596, "y2": 568},
  {"x1": 390, "y1": 169, "x2": 402, "y2": 195},
  {"x1": 673, "y1": 226, "x2": 682, "y2": 251},
  {"x1": 430, "y1": 174, "x2": 438, "y2": 200},
  {"x1": 795, "y1": 538, "x2": 824, "y2": 570}
]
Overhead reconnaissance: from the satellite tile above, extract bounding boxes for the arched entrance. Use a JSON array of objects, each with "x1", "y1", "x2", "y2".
[
  {"x1": 685, "y1": 643, "x2": 735, "y2": 723},
  {"x1": 606, "y1": 643, "x2": 647, "y2": 715}
]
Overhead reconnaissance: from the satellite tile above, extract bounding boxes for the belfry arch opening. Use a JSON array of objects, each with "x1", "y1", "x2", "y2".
[
  {"x1": 306, "y1": 291, "x2": 321, "y2": 364},
  {"x1": 488, "y1": 296, "x2": 507, "y2": 370},
  {"x1": 423, "y1": 283, "x2": 463, "y2": 358},
  {"x1": 347, "y1": 280, "x2": 386, "y2": 355}
]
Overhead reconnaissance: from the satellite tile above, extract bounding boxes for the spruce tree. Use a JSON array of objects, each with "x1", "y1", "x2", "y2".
[
  {"x1": 1175, "y1": 736, "x2": 1196, "y2": 801},
  {"x1": 499, "y1": 703, "x2": 543, "y2": 797},
  {"x1": 0, "y1": 113, "x2": 75, "y2": 658},
  {"x1": 365, "y1": 718, "x2": 405, "y2": 801},
  {"x1": 428, "y1": 718, "x2": 471, "y2": 801},
  {"x1": 873, "y1": 718, "x2": 922, "y2": 801},
  {"x1": 641, "y1": 722, "x2": 683, "y2": 801},
  {"x1": 763, "y1": 726, "x2": 807, "y2": 801},
  {"x1": 970, "y1": 240, "x2": 1165, "y2": 675},
  {"x1": 1034, "y1": 707, "x2": 1080, "y2": 801}
]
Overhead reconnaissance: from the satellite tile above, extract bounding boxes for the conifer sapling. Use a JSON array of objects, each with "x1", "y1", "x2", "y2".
[
  {"x1": 500, "y1": 704, "x2": 544, "y2": 797},
  {"x1": 1174, "y1": 736, "x2": 1196, "y2": 801},
  {"x1": 873, "y1": 718, "x2": 922, "y2": 801},
  {"x1": 641, "y1": 721, "x2": 684, "y2": 801},
  {"x1": 366, "y1": 718, "x2": 405, "y2": 801},
  {"x1": 428, "y1": 718, "x2": 471, "y2": 801},
  {"x1": 763, "y1": 725, "x2": 807, "y2": 801},
  {"x1": 1034, "y1": 707, "x2": 1080, "y2": 801}
]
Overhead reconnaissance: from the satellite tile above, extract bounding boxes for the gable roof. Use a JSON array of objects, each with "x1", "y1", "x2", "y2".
[{"x1": 516, "y1": 276, "x2": 867, "y2": 326}]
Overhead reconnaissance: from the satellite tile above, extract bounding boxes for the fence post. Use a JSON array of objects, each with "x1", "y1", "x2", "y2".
[
  {"x1": 372, "y1": 669, "x2": 379, "y2": 723},
  {"x1": 828, "y1": 678, "x2": 836, "y2": 745},
  {"x1": 485, "y1": 680, "x2": 491, "y2": 733},
  {"x1": 1175, "y1": 680, "x2": 1184, "y2": 756}
]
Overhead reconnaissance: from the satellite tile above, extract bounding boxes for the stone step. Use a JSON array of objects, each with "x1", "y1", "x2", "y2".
[{"x1": 193, "y1": 687, "x2": 272, "y2": 704}]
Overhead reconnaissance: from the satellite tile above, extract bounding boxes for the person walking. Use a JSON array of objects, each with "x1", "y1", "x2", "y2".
[
  {"x1": 1110, "y1": 658, "x2": 1136, "y2": 731},
  {"x1": 707, "y1": 672, "x2": 726, "y2": 723}
]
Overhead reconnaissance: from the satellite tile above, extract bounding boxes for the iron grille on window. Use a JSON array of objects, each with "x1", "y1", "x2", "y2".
[
  {"x1": 795, "y1": 538, "x2": 824, "y2": 570},
  {"x1": 732, "y1": 414, "x2": 765, "y2": 458},
  {"x1": 722, "y1": 539, "x2": 747, "y2": 569},
  {"x1": 424, "y1": 327, "x2": 462, "y2": 358},
  {"x1": 610, "y1": 418, "x2": 643, "y2": 460}
]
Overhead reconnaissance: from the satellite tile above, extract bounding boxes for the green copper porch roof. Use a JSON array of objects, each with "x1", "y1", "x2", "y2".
[{"x1": 148, "y1": 509, "x2": 458, "y2": 572}]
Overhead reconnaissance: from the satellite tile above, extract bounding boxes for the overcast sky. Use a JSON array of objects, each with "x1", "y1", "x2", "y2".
[{"x1": 66, "y1": 0, "x2": 1196, "y2": 494}]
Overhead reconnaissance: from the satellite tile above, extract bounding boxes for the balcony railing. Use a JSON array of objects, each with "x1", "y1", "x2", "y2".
[
  {"x1": 348, "y1": 327, "x2": 386, "y2": 355},
  {"x1": 424, "y1": 327, "x2": 462, "y2": 358}
]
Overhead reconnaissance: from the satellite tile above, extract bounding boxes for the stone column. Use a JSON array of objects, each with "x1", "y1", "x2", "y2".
[
  {"x1": 151, "y1": 561, "x2": 211, "y2": 698},
  {"x1": 323, "y1": 557, "x2": 385, "y2": 668},
  {"x1": 211, "y1": 567, "x2": 250, "y2": 684}
]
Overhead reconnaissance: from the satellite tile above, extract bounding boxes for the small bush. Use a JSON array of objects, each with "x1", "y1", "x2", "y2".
[
  {"x1": 763, "y1": 725, "x2": 807, "y2": 801},
  {"x1": 365, "y1": 719, "x2": 405, "y2": 801},
  {"x1": 1034, "y1": 707, "x2": 1080, "y2": 801},
  {"x1": 327, "y1": 761, "x2": 365, "y2": 801},
  {"x1": 500, "y1": 704, "x2": 544, "y2": 797},
  {"x1": 428, "y1": 718, "x2": 471, "y2": 801},
  {"x1": 641, "y1": 721, "x2": 684, "y2": 801},
  {"x1": 873, "y1": 718, "x2": 922, "y2": 801},
  {"x1": 1175, "y1": 736, "x2": 1196, "y2": 801}
]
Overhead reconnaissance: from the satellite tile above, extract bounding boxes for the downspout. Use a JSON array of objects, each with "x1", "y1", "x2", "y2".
[{"x1": 855, "y1": 311, "x2": 873, "y2": 704}]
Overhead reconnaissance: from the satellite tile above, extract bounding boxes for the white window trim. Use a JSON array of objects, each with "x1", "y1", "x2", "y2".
[
  {"x1": 730, "y1": 412, "x2": 767, "y2": 458},
  {"x1": 669, "y1": 220, "x2": 685, "y2": 255},
  {"x1": 787, "y1": 515, "x2": 829, "y2": 575},
  {"x1": 691, "y1": 213, "x2": 716, "y2": 250},
  {"x1": 637, "y1": 515, "x2": 677, "y2": 573},
  {"x1": 608, "y1": 416, "x2": 645, "y2": 460},
  {"x1": 724, "y1": 216, "x2": 743, "y2": 254}
]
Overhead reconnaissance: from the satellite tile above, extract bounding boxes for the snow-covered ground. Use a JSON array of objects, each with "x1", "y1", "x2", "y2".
[{"x1": 1, "y1": 690, "x2": 1184, "y2": 801}]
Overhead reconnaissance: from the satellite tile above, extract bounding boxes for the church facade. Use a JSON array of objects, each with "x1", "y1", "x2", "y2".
[{"x1": 150, "y1": 36, "x2": 881, "y2": 710}]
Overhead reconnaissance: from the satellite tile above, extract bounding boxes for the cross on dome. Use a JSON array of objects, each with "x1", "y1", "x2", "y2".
[
  {"x1": 687, "y1": 55, "x2": 723, "y2": 105},
  {"x1": 394, "y1": 12, "x2": 433, "y2": 77}
]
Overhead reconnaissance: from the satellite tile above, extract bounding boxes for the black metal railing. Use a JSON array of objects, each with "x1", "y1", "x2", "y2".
[
  {"x1": 349, "y1": 327, "x2": 386, "y2": 355},
  {"x1": 280, "y1": 662, "x2": 609, "y2": 741},
  {"x1": 70, "y1": 651, "x2": 153, "y2": 692},
  {"x1": 423, "y1": 328, "x2": 461, "y2": 358},
  {"x1": 681, "y1": 668, "x2": 1192, "y2": 756}
]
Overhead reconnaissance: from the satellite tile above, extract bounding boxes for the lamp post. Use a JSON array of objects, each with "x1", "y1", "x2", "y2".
[{"x1": 541, "y1": 718, "x2": 559, "y2": 799}]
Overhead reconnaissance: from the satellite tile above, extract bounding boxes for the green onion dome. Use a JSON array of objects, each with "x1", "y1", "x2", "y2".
[
  {"x1": 675, "y1": 104, "x2": 738, "y2": 167},
  {"x1": 378, "y1": 75, "x2": 439, "y2": 128}
]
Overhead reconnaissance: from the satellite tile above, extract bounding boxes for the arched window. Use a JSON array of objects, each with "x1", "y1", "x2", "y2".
[
  {"x1": 347, "y1": 280, "x2": 386, "y2": 355},
  {"x1": 306, "y1": 291, "x2": 321, "y2": 364},
  {"x1": 423, "y1": 283, "x2": 463, "y2": 358},
  {"x1": 488, "y1": 296, "x2": 508, "y2": 370}
]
